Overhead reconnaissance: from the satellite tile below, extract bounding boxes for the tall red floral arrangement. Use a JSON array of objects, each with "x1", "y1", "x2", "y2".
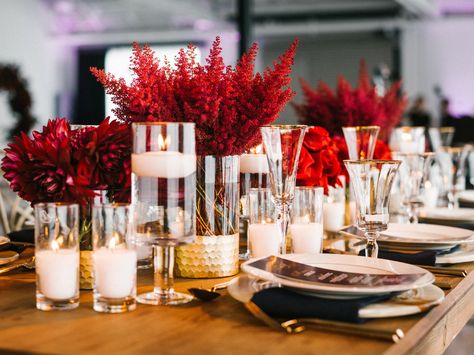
[
  {"x1": 292, "y1": 60, "x2": 407, "y2": 141},
  {"x1": 90, "y1": 37, "x2": 298, "y2": 156},
  {"x1": 1, "y1": 117, "x2": 131, "y2": 205},
  {"x1": 296, "y1": 126, "x2": 342, "y2": 194}
]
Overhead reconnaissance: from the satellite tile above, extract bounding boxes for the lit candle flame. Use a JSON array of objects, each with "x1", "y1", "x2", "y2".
[
  {"x1": 250, "y1": 144, "x2": 263, "y2": 154},
  {"x1": 51, "y1": 240, "x2": 60, "y2": 251},
  {"x1": 158, "y1": 134, "x2": 170, "y2": 150}
]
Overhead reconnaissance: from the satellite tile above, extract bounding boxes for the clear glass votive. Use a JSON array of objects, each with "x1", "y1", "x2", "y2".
[
  {"x1": 248, "y1": 188, "x2": 280, "y2": 258},
  {"x1": 290, "y1": 187, "x2": 324, "y2": 254},
  {"x1": 239, "y1": 145, "x2": 269, "y2": 260},
  {"x1": 92, "y1": 203, "x2": 137, "y2": 313},
  {"x1": 323, "y1": 177, "x2": 346, "y2": 233},
  {"x1": 35, "y1": 203, "x2": 80, "y2": 311}
]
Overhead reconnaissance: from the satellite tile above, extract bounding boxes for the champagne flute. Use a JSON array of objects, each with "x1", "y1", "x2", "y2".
[{"x1": 260, "y1": 125, "x2": 307, "y2": 254}]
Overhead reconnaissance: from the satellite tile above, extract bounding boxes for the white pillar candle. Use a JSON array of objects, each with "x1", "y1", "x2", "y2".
[
  {"x1": 132, "y1": 151, "x2": 196, "y2": 178},
  {"x1": 290, "y1": 223, "x2": 323, "y2": 253},
  {"x1": 323, "y1": 202, "x2": 345, "y2": 232},
  {"x1": 423, "y1": 181, "x2": 439, "y2": 209},
  {"x1": 93, "y1": 249, "x2": 137, "y2": 299},
  {"x1": 240, "y1": 154, "x2": 269, "y2": 174},
  {"x1": 36, "y1": 250, "x2": 79, "y2": 300},
  {"x1": 248, "y1": 223, "x2": 280, "y2": 258}
]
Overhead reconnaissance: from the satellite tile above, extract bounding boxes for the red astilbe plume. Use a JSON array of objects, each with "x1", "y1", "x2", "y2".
[
  {"x1": 2, "y1": 118, "x2": 95, "y2": 204},
  {"x1": 292, "y1": 60, "x2": 407, "y2": 141},
  {"x1": 296, "y1": 126, "x2": 342, "y2": 194},
  {"x1": 90, "y1": 37, "x2": 298, "y2": 156}
]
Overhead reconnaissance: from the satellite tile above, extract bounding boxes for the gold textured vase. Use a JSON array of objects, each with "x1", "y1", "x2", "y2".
[
  {"x1": 79, "y1": 250, "x2": 93, "y2": 290},
  {"x1": 176, "y1": 234, "x2": 239, "y2": 278}
]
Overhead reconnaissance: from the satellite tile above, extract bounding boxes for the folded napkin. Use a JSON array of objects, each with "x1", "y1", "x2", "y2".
[
  {"x1": 251, "y1": 288, "x2": 391, "y2": 323},
  {"x1": 7, "y1": 229, "x2": 34, "y2": 244},
  {"x1": 358, "y1": 249, "x2": 437, "y2": 266}
]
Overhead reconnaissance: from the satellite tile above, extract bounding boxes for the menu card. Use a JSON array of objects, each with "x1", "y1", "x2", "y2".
[{"x1": 248, "y1": 256, "x2": 425, "y2": 287}]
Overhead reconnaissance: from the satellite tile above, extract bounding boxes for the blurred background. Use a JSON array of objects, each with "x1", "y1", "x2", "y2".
[{"x1": 1, "y1": 0, "x2": 474, "y2": 146}]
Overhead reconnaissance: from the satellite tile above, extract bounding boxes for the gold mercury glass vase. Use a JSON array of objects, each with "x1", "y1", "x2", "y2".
[{"x1": 175, "y1": 155, "x2": 240, "y2": 278}]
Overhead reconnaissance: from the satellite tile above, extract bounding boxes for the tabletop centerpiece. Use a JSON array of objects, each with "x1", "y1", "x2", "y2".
[
  {"x1": 1, "y1": 117, "x2": 131, "y2": 288},
  {"x1": 91, "y1": 37, "x2": 298, "y2": 278}
]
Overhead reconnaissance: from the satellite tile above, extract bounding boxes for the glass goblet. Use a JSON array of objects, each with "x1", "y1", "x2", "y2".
[
  {"x1": 389, "y1": 126, "x2": 425, "y2": 153},
  {"x1": 437, "y1": 146, "x2": 469, "y2": 209},
  {"x1": 392, "y1": 152, "x2": 434, "y2": 223},
  {"x1": 260, "y1": 125, "x2": 307, "y2": 254},
  {"x1": 342, "y1": 126, "x2": 380, "y2": 160},
  {"x1": 132, "y1": 122, "x2": 196, "y2": 306},
  {"x1": 344, "y1": 160, "x2": 401, "y2": 258}
]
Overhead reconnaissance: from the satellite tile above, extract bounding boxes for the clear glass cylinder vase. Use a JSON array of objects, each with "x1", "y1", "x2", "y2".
[{"x1": 176, "y1": 155, "x2": 240, "y2": 278}]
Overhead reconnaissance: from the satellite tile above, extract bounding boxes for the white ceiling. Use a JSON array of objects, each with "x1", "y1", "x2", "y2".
[{"x1": 39, "y1": 0, "x2": 474, "y2": 35}]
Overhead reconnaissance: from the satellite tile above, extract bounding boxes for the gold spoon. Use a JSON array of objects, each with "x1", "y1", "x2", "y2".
[{"x1": 0, "y1": 256, "x2": 35, "y2": 274}]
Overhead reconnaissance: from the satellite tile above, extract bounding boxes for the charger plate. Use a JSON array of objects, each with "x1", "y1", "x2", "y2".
[
  {"x1": 241, "y1": 254, "x2": 434, "y2": 299},
  {"x1": 419, "y1": 208, "x2": 474, "y2": 224},
  {"x1": 459, "y1": 190, "x2": 474, "y2": 204},
  {"x1": 228, "y1": 275, "x2": 444, "y2": 319},
  {"x1": 340, "y1": 223, "x2": 474, "y2": 251}
]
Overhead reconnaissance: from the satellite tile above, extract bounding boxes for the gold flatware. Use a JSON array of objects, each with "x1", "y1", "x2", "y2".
[
  {"x1": 433, "y1": 280, "x2": 455, "y2": 290},
  {"x1": 0, "y1": 256, "x2": 35, "y2": 274},
  {"x1": 281, "y1": 318, "x2": 404, "y2": 343},
  {"x1": 244, "y1": 301, "x2": 404, "y2": 342},
  {"x1": 417, "y1": 265, "x2": 467, "y2": 277},
  {"x1": 244, "y1": 301, "x2": 288, "y2": 333},
  {"x1": 188, "y1": 281, "x2": 231, "y2": 302}
]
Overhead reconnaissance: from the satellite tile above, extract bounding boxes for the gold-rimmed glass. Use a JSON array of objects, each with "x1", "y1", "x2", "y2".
[
  {"x1": 342, "y1": 126, "x2": 380, "y2": 160},
  {"x1": 344, "y1": 159, "x2": 401, "y2": 258}
]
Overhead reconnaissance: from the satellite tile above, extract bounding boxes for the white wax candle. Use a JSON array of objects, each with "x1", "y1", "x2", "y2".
[
  {"x1": 423, "y1": 182, "x2": 439, "y2": 209},
  {"x1": 323, "y1": 202, "x2": 345, "y2": 232},
  {"x1": 248, "y1": 223, "x2": 280, "y2": 258},
  {"x1": 134, "y1": 233, "x2": 152, "y2": 260},
  {"x1": 240, "y1": 154, "x2": 269, "y2": 174},
  {"x1": 349, "y1": 201, "x2": 357, "y2": 224},
  {"x1": 290, "y1": 223, "x2": 323, "y2": 254},
  {"x1": 132, "y1": 151, "x2": 196, "y2": 178},
  {"x1": 93, "y1": 249, "x2": 137, "y2": 298},
  {"x1": 36, "y1": 249, "x2": 79, "y2": 300}
]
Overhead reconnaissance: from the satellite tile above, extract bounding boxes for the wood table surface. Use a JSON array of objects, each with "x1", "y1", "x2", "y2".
[{"x1": 1, "y1": 248, "x2": 474, "y2": 355}]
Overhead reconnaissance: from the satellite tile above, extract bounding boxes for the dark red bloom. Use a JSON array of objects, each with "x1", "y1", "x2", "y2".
[
  {"x1": 292, "y1": 61, "x2": 407, "y2": 141},
  {"x1": 91, "y1": 37, "x2": 299, "y2": 156},
  {"x1": 296, "y1": 126, "x2": 342, "y2": 194},
  {"x1": 2, "y1": 118, "x2": 94, "y2": 204},
  {"x1": 1, "y1": 117, "x2": 132, "y2": 204}
]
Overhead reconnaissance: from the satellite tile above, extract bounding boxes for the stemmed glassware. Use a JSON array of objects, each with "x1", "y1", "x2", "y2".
[
  {"x1": 428, "y1": 127, "x2": 455, "y2": 152},
  {"x1": 342, "y1": 126, "x2": 380, "y2": 160},
  {"x1": 389, "y1": 127, "x2": 426, "y2": 153},
  {"x1": 344, "y1": 160, "x2": 401, "y2": 258},
  {"x1": 132, "y1": 122, "x2": 196, "y2": 305},
  {"x1": 261, "y1": 125, "x2": 307, "y2": 254},
  {"x1": 392, "y1": 152, "x2": 434, "y2": 223},
  {"x1": 437, "y1": 146, "x2": 469, "y2": 209}
]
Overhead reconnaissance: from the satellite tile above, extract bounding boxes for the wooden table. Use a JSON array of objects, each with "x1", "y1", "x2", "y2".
[{"x1": 1, "y1": 253, "x2": 474, "y2": 355}]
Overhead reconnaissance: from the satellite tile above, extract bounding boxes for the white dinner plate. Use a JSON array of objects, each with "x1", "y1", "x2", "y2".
[
  {"x1": 459, "y1": 190, "x2": 474, "y2": 204},
  {"x1": 228, "y1": 275, "x2": 444, "y2": 319},
  {"x1": 419, "y1": 208, "x2": 474, "y2": 224},
  {"x1": 341, "y1": 223, "x2": 474, "y2": 251},
  {"x1": 241, "y1": 254, "x2": 434, "y2": 299}
]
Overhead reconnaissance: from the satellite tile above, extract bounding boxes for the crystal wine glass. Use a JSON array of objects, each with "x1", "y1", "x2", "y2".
[
  {"x1": 437, "y1": 146, "x2": 469, "y2": 209},
  {"x1": 428, "y1": 127, "x2": 455, "y2": 152},
  {"x1": 132, "y1": 122, "x2": 196, "y2": 305},
  {"x1": 392, "y1": 152, "x2": 434, "y2": 223},
  {"x1": 344, "y1": 160, "x2": 401, "y2": 258},
  {"x1": 260, "y1": 125, "x2": 307, "y2": 254},
  {"x1": 342, "y1": 126, "x2": 380, "y2": 160},
  {"x1": 389, "y1": 127, "x2": 425, "y2": 153}
]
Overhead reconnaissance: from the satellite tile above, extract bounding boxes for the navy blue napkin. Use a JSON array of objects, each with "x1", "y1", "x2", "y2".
[
  {"x1": 357, "y1": 249, "x2": 437, "y2": 265},
  {"x1": 7, "y1": 229, "x2": 34, "y2": 244},
  {"x1": 251, "y1": 288, "x2": 392, "y2": 323}
]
